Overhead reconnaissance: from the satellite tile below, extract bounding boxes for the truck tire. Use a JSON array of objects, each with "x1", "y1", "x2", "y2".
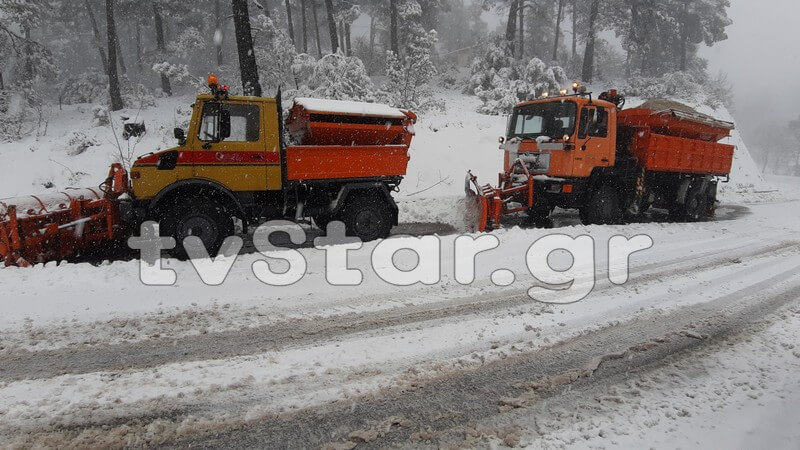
[
  {"x1": 704, "y1": 182, "x2": 718, "y2": 218},
  {"x1": 341, "y1": 195, "x2": 393, "y2": 241},
  {"x1": 160, "y1": 199, "x2": 234, "y2": 258},
  {"x1": 581, "y1": 185, "x2": 622, "y2": 225},
  {"x1": 313, "y1": 214, "x2": 333, "y2": 231},
  {"x1": 672, "y1": 181, "x2": 708, "y2": 222}
]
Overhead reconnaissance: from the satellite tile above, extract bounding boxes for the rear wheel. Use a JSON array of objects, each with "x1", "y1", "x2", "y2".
[
  {"x1": 581, "y1": 185, "x2": 622, "y2": 225},
  {"x1": 160, "y1": 199, "x2": 234, "y2": 258},
  {"x1": 341, "y1": 195, "x2": 393, "y2": 241},
  {"x1": 671, "y1": 180, "x2": 708, "y2": 222},
  {"x1": 313, "y1": 214, "x2": 333, "y2": 231}
]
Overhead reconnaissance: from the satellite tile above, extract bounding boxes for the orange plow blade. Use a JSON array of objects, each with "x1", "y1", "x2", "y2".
[
  {"x1": 464, "y1": 159, "x2": 536, "y2": 232},
  {"x1": 0, "y1": 164, "x2": 129, "y2": 267}
]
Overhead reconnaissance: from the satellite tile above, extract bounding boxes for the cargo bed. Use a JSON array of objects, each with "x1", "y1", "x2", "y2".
[
  {"x1": 284, "y1": 98, "x2": 415, "y2": 181},
  {"x1": 619, "y1": 106, "x2": 735, "y2": 176}
]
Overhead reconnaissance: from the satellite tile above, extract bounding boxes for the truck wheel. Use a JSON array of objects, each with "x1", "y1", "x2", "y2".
[
  {"x1": 526, "y1": 205, "x2": 552, "y2": 227},
  {"x1": 681, "y1": 183, "x2": 708, "y2": 222},
  {"x1": 704, "y1": 182, "x2": 718, "y2": 219},
  {"x1": 581, "y1": 185, "x2": 622, "y2": 225},
  {"x1": 314, "y1": 214, "x2": 333, "y2": 231},
  {"x1": 160, "y1": 200, "x2": 234, "y2": 258},
  {"x1": 341, "y1": 195, "x2": 393, "y2": 241}
]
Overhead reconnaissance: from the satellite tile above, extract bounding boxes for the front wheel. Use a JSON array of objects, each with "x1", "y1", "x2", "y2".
[
  {"x1": 341, "y1": 195, "x2": 393, "y2": 241},
  {"x1": 160, "y1": 200, "x2": 234, "y2": 258},
  {"x1": 581, "y1": 185, "x2": 622, "y2": 225}
]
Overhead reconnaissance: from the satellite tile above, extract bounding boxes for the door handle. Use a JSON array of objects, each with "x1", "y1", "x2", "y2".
[{"x1": 250, "y1": 154, "x2": 264, "y2": 160}]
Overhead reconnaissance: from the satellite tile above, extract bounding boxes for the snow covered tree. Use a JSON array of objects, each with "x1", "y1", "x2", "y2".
[
  {"x1": 382, "y1": 0, "x2": 437, "y2": 110},
  {"x1": 292, "y1": 52, "x2": 377, "y2": 101},
  {"x1": 467, "y1": 38, "x2": 568, "y2": 114},
  {"x1": 253, "y1": 14, "x2": 297, "y2": 91}
]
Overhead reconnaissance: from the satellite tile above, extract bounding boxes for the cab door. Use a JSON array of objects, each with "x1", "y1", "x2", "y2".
[
  {"x1": 573, "y1": 105, "x2": 615, "y2": 178},
  {"x1": 193, "y1": 100, "x2": 271, "y2": 192}
]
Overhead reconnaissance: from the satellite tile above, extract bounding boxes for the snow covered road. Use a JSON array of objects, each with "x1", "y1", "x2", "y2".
[{"x1": 2, "y1": 193, "x2": 800, "y2": 447}]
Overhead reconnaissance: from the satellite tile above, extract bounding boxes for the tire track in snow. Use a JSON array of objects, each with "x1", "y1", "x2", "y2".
[
  {"x1": 1, "y1": 240, "x2": 798, "y2": 382},
  {"x1": 11, "y1": 257, "x2": 798, "y2": 449},
  {"x1": 166, "y1": 265, "x2": 800, "y2": 449}
]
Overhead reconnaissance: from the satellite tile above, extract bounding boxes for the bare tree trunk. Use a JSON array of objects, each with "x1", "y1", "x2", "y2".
[
  {"x1": 312, "y1": 0, "x2": 323, "y2": 57},
  {"x1": 552, "y1": 0, "x2": 564, "y2": 62},
  {"x1": 679, "y1": 0, "x2": 688, "y2": 71},
  {"x1": 571, "y1": 0, "x2": 577, "y2": 59},
  {"x1": 135, "y1": 18, "x2": 143, "y2": 72},
  {"x1": 338, "y1": 21, "x2": 345, "y2": 51},
  {"x1": 153, "y1": 1, "x2": 172, "y2": 96},
  {"x1": 390, "y1": 0, "x2": 399, "y2": 55},
  {"x1": 369, "y1": 14, "x2": 375, "y2": 55},
  {"x1": 232, "y1": 0, "x2": 262, "y2": 96},
  {"x1": 581, "y1": 0, "x2": 600, "y2": 82},
  {"x1": 505, "y1": 0, "x2": 519, "y2": 57},
  {"x1": 518, "y1": 1, "x2": 524, "y2": 58},
  {"x1": 85, "y1": 0, "x2": 109, "y2": 75},
  {"x1": 345, "y1": 23, "x2": 351, "y2": 56},
  {"x1": 105, "y1": 0, "x2": 124, "y2": 110},
  {"x1": 116, "y1": 33, "x2": 127, "y2": 75},
  {"x1": 324, "y1": 0, "x2": 339, "y2": 53},
  {"x1": 285, "y1": 0, "x2": 296, "y2": 45},
  {"x1": 215, "y1": 0, "x2": 224, "y2": 66},
  {"x1": 625, "y1": 0, "x2": 639, "y2": 78},
  {"x1": 300, "y1": 0, "x2": 308, "y2": 53},
  {"x1": 24, "y1": 26, "x2": 33, "y2": 80}
]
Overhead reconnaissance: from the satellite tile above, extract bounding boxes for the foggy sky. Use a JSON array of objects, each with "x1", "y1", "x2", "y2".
[{"x1": 700, "y1": 0, "x2": 800, "y2": 138}]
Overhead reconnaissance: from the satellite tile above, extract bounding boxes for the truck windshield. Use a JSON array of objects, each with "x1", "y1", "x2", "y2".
[{"x1": 508, "y1": 101, "x2": 577, "y2": 140}]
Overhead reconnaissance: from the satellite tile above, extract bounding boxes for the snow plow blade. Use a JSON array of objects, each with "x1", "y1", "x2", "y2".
[
  {"x1": 0, "y1": 164, "x2": 129, "y2": 267},
  {"x1": 464, "y1": 159, "x2": 536, "y2": 232}
]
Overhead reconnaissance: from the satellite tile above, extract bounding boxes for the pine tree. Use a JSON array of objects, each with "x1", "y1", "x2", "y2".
[
  {"x1": 152, "y1": 1, "x2": 173, "y2": 96},
  {"x1": 232, "y1": 0, "x2": 262, "y2": 96},
  {"x1": 105, "y1": 0, "x2": 124, "y2": 110},
  {"x1": 581, "y1": 0, "x2": 600, "y2": 82},
  {"x1": 324, "y1": 0, "x2": 338, "y2": 53}
]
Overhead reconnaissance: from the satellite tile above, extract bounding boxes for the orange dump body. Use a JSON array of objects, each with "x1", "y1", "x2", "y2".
[
  {"x1": 286, "y1": 99, "x2": 416, "y2": 146},
  {"x1": 618, "y1": 108, "x2": 735, "y2": 176},
  {"x1": 284, "y1": 99, "x2": 416, "y2": 181}
]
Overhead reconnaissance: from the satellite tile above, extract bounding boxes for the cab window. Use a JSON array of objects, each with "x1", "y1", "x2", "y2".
[
  {"x1": 198, "y1": 103, "x2": 260, "y2": 142},
  {"x1": 508, "y1": 101, "x2": 577, "y2": 139},
  {"x1": 590, "y1": 107, "x2": 608, "y2": 137},
  {"x1": 578, "y1": 106, "x2": 609, "y2": 139}
]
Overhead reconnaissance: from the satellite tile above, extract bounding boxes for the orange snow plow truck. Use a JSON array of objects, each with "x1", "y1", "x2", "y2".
[
  {"x1": 466, "y1": 84, "x2": 735, "y2": 231},
  {"x1": 0, "y1": 76, "x2": 417, "y2": 266}
]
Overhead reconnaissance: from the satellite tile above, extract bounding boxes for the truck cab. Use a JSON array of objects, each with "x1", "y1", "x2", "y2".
[
  {"x1": 500, "y1": 91, "x2": 625, "y2": 221},
  {"x1": 503, "y1": 95, "x2": 618, "y2": 179}
]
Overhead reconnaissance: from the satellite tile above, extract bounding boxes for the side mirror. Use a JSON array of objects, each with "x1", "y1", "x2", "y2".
[
  {"x1": 173, "y1": 127, "x2": 186, "y2": 145},
  {"x1": 220, "y1": 110, "x2": 231, "y2": 140}
]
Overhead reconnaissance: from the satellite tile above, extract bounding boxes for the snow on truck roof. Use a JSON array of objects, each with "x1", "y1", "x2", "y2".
[{"x1": 293, "y1": 97, "x2": 407, "y2": 118}]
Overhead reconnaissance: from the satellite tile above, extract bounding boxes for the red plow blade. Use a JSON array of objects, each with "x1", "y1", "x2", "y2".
[{"x1": 0, "y1": 164, "x2": 129, "y2": 267}]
